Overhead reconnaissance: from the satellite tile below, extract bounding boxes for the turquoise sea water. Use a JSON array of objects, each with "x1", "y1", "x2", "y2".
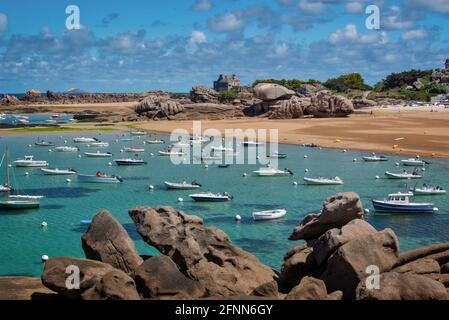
[
  {"x1": 0, "y1": 114, "x2": 72, "y2": 126},
  {"x1": 1, "y1": 132, "x2": 449, "y2": 276}
]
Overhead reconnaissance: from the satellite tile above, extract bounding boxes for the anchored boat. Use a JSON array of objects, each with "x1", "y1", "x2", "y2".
[
  {"x1": 252, "y1": 209, "x2": 287, "y2": 221},
  {"x1": 84, "y1": 151, "x2": 113, "y2": 158},
  {"x1": 123, "y1": 147, "x2": 145, "y2": 153},
  {"x1": 35, "y1": 139, "x2": 54, "y2": 147},
  {"x1": 267, "y1": 152, "x2": 287, "y2": 159},
  {"x1": 385, "y1": 171, "x2": 422, "y2": 179},
  {"x1": 410, "y1": 185, "x2": 446, "y2": 196},
  {"x1": 77, "y1": 173, "x2": 122, "y2": 183},
  {"x1": 362, "y1": 154, "x2": 388, "y2": 162},
  {"x1": 41, "y1": 168, "x2": 77, "y2": 175},
  {"x1": 13, "y1": 156, "x2": 48, "y2": 167},
  {"x1": 189, "y1": 192, "x2": 232, "y2": 202},
  {"x1": 158, "y1": 150, "x2": 185, "y2": 156},
  {"x1": 54, "y1": 146, "x2": 79, "y2": 152},
  {"x1": 145, "y1": 139, "x2": 165, "y2": 144},
  {"x1": 401, "y1": 157, "x2": 429, "y2": 166},
  {"x1": 114, "y1": 158, "x2": 147, "y2": 165},
  {"x1": 90, "y1": 142, "x2": 109, "y2": 147},
  {"x1": 74, "y1": 137, "x2": 97, "y2": 143},
  {"x1": 253, "y1": 167, "x2": 293, "y2": 177},
  {"x1": 164, "y1": 181, "x2": 202, "y2": 190},
  {"x1": 303, "y1": 176, "x2": 344, "y2": 185},
  {"x1": 242, "y1": 141, "x2": 264, "y2": 147},
  {"x1": 372, "y1": 192, "x2": 437, "y2": 214}
]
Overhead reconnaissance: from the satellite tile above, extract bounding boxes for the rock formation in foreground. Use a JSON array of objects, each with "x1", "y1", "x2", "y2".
[{"x1": 33, "y1": 192, "x2": 449, "y2": 300}]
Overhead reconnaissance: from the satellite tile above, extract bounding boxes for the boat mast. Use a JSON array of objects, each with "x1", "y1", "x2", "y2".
[{"x1": 5, "y1": 147, "x2": 10, "y2": 194}]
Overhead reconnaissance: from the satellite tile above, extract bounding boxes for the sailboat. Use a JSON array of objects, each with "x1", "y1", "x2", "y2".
[{"x1": 0, "y1": 149, "x2": 41, "y2": 210}]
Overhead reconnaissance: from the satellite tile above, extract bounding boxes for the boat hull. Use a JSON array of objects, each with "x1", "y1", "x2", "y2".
[
  {"x1": 14, "y1": 161, "x2": 48, "y2": 167},
  {"x1": 164, "y1": 182, "x2": 201, "y2": 190},
  {"x1": 114, "y1": 160, "x2": 146, "y2": 166},
  {"x1": 77, "y1": 175, "x2": 121, "y2": 183},
  {"x1": 252, "y1": 209, "x2": 287, "y2": 221},
  {"x1": 362, "y1": 157, "x2": 388, "y2": 162},
  {"x1": 84, "y1": 152, "x2": 113, "y2": 158},
  {"x1": 303, "y1": 177, "x2": 343, "y2": 185},
  {"x1": 385, "y1": 172, "x2": 422, "y2": 179},
  {"x1": 41, "y1": 168, "x2": 76, "y2": 175},
  {"x1": 0, "y1": 201, "x2": 40, "y2": 209},
  {"x1": 372, "y1": 200, "x2": 435, "y2": 213}
]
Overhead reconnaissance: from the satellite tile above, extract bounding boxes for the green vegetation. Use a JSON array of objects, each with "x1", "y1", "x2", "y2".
[
  {"x1": 217, "y1": 87, "x2": 244, "y2": 102},
  {"x1": 252, "y1": 79, "x2": 322, "y2": 92},
  {"x1": 324, "y1": 73, "x2": 371, "y2": 92},
  {"x1": 374, "y1": 69, "x2": 432, "y2": 91}
]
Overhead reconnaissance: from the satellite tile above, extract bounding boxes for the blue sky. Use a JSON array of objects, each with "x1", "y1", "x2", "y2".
[{"x1": 0, "y1": 0, "x2": 448, "y2": 92}]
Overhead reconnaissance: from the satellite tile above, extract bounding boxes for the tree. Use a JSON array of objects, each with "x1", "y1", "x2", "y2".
[{"x1": 324, "y1": 73, "x2": 369, "y2": 92}]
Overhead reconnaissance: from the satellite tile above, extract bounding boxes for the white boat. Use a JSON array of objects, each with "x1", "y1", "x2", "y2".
[
  {"x1": 159, "y1": 150, "x2": 185, "y2": 156},
  {"x1": 173, "y1": 142, "x2": 190, "y2": 148},
  {"x1": 13, "y1": 156, "x2": 48, "y2": 167},
  {"x1": 242, "y1": 141, "x2": 264, "y2": 147},
  {"x1": 17, "y1": 119, "x2": 29, "y2": 124},
  {"x1": 35, "y1": 139, "x2": 54, "y2": 147},
  {"x1": 401, "y1": 158, "x2": 428, "y2": 166},
  {"x1": 189, "y1": 192, "x2": 232, "y2": 202},
  {"x1": 252, "y1": 209, "x2": 287, "y2": 221},
  {"x1": 114, "y1": 158, "x2": 147, "y2": 165},
  {"x1": 410, "y1": 185, "x2": 446, "y2": 195},
  {"x1": 77, "y1": 173, "x2": 122, "y2": 183},
  {"x1": 190, "y1": 136, "x2": 209, "y2": 143},
  {"x1": 84, "y1": 151, "x2": 113, "y2": 158},
  {"x1": 74, "y1": 137, "x2": 97, "y2": 143},
  {"x1": 303, "y1": 176, "x2": 344, "y2": 185},
  {"x1": 385, "y1": 171, "x2": 422, "y2": 179},
  {"x1": 131, "y1": 131, "x2": 147, "y2": 136},
  {"x1": 146, "y1": 139, "x2": 165, "y2": 144},
  {"x1": 40, "y1": 168, "x2": 77, "y2": 175},
  {"x1": 372, "y1": 192, "x2": 436, "y2": 214},
  {"x1": 8, "y1": 195, "x2": 44, "y2": 200},
  {"x1": 252, "y1": 167, "x2": 293, "y2": 176},
  {"x1": 362, "y1": 155, "x2": 388, "y2": 162},
  {"x1": 54, "y1": 146, "x2": 79, "y2": 152},
  {"x1": 123, "y1": 147, "x2": 145, "y2": 153},
  {"x1": 164, "y1": 181, "x2": 202, "y2": 190},
  {"x1": 196, "y1": 155, "x2": 222, "y2": 161},
  {"x1": 211, "y1": 145, "x2": 233, "y2": 152},
  {"x1": 267, "y1": 152, "x2": 287, "y2": 159},
  {"x1": 0, "y1": 184, "x2": 12, "y2": 192},
  {"x1": 90, "y1": 142, "x2": 109, "y2": 147}
]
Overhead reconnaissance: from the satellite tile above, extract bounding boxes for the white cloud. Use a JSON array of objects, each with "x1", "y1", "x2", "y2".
[
  {"x1": 274, "y1": 42, "x2": 289, "y2": 56},
  {"x1": 401, "y1": 29, "x2": 427, "y2": 41},
  {"x1": 0, "y1": 13, "x2": 8, "y2": 34},
  {"x1": 187, "y1": 30, "x2": 207, "y2": 53},
  {"x1": 298, "y1": 0, "x2": 324, "y2": 15},
  {"x1": 329, "y1": 24, "x2": 388, "y2": 45},
  {"x1": 208, "y1": 12, "x2": 244, "y2": 32},
  {"x1": 383, "y1": 6, "x2": 415, "y2": 30},
  {"x1": 191, "y1": 0, "x2": 213, "y2": 12},
  {"x1": 346, "y1": 2, "x2": 364, "y2": 13},
  {"x1": 408, "y1": 0, "x2": 449, "y2": 13}
]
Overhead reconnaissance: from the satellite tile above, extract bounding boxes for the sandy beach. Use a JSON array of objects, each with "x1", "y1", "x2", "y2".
[{"x1": 135, "y1": 106, "x2": 449, "y2": 159}]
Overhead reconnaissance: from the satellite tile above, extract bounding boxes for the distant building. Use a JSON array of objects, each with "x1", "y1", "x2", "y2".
[
  {"x1": 431, "y1": 94, "x2": 449, "y2": 104},
  {"x1": 213, "y1": 74, "x2": 240, "y2": 91}
]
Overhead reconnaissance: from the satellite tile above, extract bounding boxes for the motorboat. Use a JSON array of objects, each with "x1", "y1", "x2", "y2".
[
  {"x1": 84, "y1": 151, "x2": 113, "y2": 158},
  {"x1": 54, "y1": 146, "x2": 79, "y2": 152},
  {"x1": 123, "y1": 147, "x2": 145, "y2": 153},
  {"x1": 74, "y1": 137, "x2": 97, "y2": 143},
  {"x1": 196, "y1": 155, "x2": 222, "y2": 161},
  {"x1": 146, "y1": 139, "x2": 165, "y2": 144},
  {"x1": 77, "y1": 173, "x2": 122, "y2": 183},
  {"x1": 211, "y1": 145, "x2": 233, "y2": 152},
  {"x1": 385, "y1": 171, "x2": 422, "y2": 179},
  {"x1": 164, "y1": 181, "x2": 202, "y2": 190},
  {"x1": 401, "y1": 158, "x2": 428, "y2": 166},
  {"x1": 253, "y1": 167, "x2": 293, "y2": 176},
  {"x1": 121, "y1": 137, "x2": 133, "y2": 142},
  {"x1": 242, "y1": 141, "x2": 264, "y2": 147},
  {"x1": 410, "y1": 185, "x2": 446, "y2": 196},
  {"x1": 13, "y1": 156, "x2": 48, "y2": 167},
  {"x1": 190, "y1": 135, "x2": 209, "y2": 143},
  {"x1": 303, "y1": 176, "x2": 344, "y2": 185},
  {"x1": 267, "y1": 152, "x2": 287, "y2": 159},
  {"x1": 158, "y1": 150, "x2": 185, "y2": 156},
  {"x1": 40, "y1": 168, "x2": 77, "y2": 175},
  {"x1": 114, "y1": 158, "x2": 147, "y2": 165},
  {"x1": 35, "y1": 139, "x2": 54, "y2": 147},
  {"x1": 89, "y1": 142, "x2": 109, "y2": 147},
  {"x1": 218, "y1": 164, "x2": 230, "y2": 168},
  {"x1": 0, "y1": 200, "x2": 40, "y2": 210},
  {"x1": 252, "y1": 209, "x2": 287, "y2": 221},
  {"x1": 173, "y1": 142, "x2": 190, "y2": 148},
  {"x1": 0, "y1": 184, "x2": 13, "y2": 192},
  {"x1": 131, "y1": 131, "x2": 147, "y2": 136},
  {"x1": 372, "y1": 192, "x2": 436, "y2": 214},
  {"x1": 362, "y1": 154, "x2": 388, "y2": 162},
  {"x1": 189, "y1": 192, "x2": 232, "y2": 202}
]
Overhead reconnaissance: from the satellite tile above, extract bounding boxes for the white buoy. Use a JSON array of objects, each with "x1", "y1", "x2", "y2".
[
  {"x1": 396, "y1": 162, "x2": 400, "y2": 166},
  {"x1": 78, "y1": 154, "x2": 82, "y2": 158},
  {"x1": 120, "y1": 149, "x2": 124, "y2": 153},
  {"x1": 204, "y1": 164, "x2": 209, "y2": 168},
  {"x1": 149, "y1": 185, "x2": 154, "y2": 190},
  {"x1": 293, "y1": 181, "x2": 298, "y2": 186},
  {"x1": 422, "y1": 168, "x2": 426, "y2": 171},
  {"x1": 416, "y1": 155, "x2": 420, "y2": 158},
  {"x1": 375, "y1": 175, "x2": 380, "y2": 179},
  {"x1": 364, "y1": 209, "x2": 370, "y2": 214},
  {"x1": 41, "y1": 221, "x2": 48, "y2": 228},
  {"x1": 304, "y1": 155, "x2": 308, "y2": 158},
  {"x1": 8, "y1": 164, "x2": 11, "y2": 168},
  {"x1": 108, "y1": 162, "x2": 112, "y2": 166},
  {"x1": 304, "y1": 169, "x2": 309, "y2": 173},
  {"x1": 48, "y1": 149, "x2": 52, "y2": 152},
  {"x1": 64, "y1": 140, "x2": 67, "y2": 144},
  {"x1": 343, "y1": 149, "x2": 347, "y2": 152},
  {"x1": 434, "y1": 207, "x2": 439, "y2": 212},
  {"x1": 235, "y1": 214, "x2": 242, "y2": 221},
  {"x1": 143, "y1": 141, "x2": 146, "y2": 144},
  {"x1": 28, "y1": 144, "x2": 32, "y2": 147},
  {"x1": 243, "y1": 173, "x2": 247, "y2": 177},
  {"x1": 353, "y1": 158, "x2": 357, "y2": 162},
  {"x1": 150, "y1": 153, "x2": 154, "y2": 156},
  {"x1": 25, "y1": 172, "x2": 29, "y2": 176},
  {"x1": 66, "y1": 178, "x2": 71, "y2": 183},
  {"x1": 178, "y1": 197, "x2": 184, "y2": 202},
  {"x1": 41, "y1": 255, "x2": 49, "y2": 262}
]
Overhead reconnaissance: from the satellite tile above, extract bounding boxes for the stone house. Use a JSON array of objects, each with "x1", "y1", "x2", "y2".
[{"x1": 213, "y1": 74, "x2": 240, "y2": 91}]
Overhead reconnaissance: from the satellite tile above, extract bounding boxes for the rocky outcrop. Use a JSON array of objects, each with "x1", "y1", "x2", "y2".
[
  {"x1": 289, "y1": 192, "x2": 364, "y2": 241},
  {"x1": 280, "y1": 245, "x2": 321, "y2": 289},
  {"x1": 0, "y1": 277, "x2": 57, "y2": 300},
  {"x1": 134, "y1": 94, "x2": 184, "y2": 120},
  {"x1": 431, "y1": 69, "x2": 449, "y2": 84},
  {"x1": 128, "y1": 206, "x2": 276, "y2": 297},
  {"x1": 356, "y1": 272, "x2": 447, "y2": 300},
  {"x1": 285, "y1": 276, "x2": 328, "y2": 300},
  {"x1": 305, "y1": 90, "x2": 354, "y2": 117},
  {"x1": 41, "y1": 257, "x2": 115, "y2": 299},
  {"x1": 352, "y1": 98, "x2": 377, "y2": 109},
  {"x1": 312, "y1": 219, "x2": 377, "y2": 265},
  {"x1": 81, "y1": 210, "x2": 143, "y2": 274},
  {"x1": 81, "y1": 269, "x2": 140, "y2": 300},
  {"x1": 172, "y1": 103, "x2": 244, "y2": 120},
  {"x1": 1, "y1": 94, "x2": 20, "y2": 105},
  {"x1": 253, "y1": 83, "x2": 295, "y2": 101},
  {"x1": 25, "y1": 89, "x2": 41, "y2": 98},
  {"x1": 190, "y1": 86, "x2": 219, "y2": 103},
  {"x1": 320, "y1": 229, "x2": 400, "y2": 299},
  {"x1": 297, "y1": 83, "x2": 326, "y2": 96},
  {"x1": 392, "y1": 258, "x2": 440, "y2": 275},
  {"x1": 133, "y1": 255, "x2": 204, "y2": 299}
]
